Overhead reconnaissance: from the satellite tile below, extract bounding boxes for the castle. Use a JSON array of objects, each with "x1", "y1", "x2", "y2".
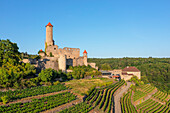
[{"x1": 38, "y1": 22, "x2": 97, "y2": 71}]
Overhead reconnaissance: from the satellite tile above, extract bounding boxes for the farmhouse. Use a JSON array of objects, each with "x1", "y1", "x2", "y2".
[{"x1": 108, "y1": 66, "x2": 141, "y2": 81}]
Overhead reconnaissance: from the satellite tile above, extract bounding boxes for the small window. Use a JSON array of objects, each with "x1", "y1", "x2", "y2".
[{"x1": 54, "y1": 48, "x2": 56, "y2": 50}]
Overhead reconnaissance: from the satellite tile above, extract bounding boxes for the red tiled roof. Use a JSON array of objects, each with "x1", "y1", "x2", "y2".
[
  {"x1": 46, "y1": 22, "x2": 53, "y2": 27},
  {"x1": 112, "y1": 76, "x2": 120, "y2": 77},
  {"x1": 122, "y1": 66, "x2": 140, "y2": 72},
  {"x1": 83, "y1": 50, "x2": 87, "y2": 54}
]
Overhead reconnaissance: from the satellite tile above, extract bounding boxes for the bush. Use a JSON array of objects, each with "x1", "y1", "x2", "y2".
[
  {"x1": 1, "y1": 96, "x2": 9, "y2": 104},
  {"x1": 53, "y1": 81, "x2": 60, "y2": 85},
  {"x1": 38, "y1": 68, "x2": 55, "y2": 82}
]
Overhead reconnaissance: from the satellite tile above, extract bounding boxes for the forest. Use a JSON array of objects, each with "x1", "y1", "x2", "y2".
[{"x1": 88, "y1": 58, "x2": 170, "y2": 93}]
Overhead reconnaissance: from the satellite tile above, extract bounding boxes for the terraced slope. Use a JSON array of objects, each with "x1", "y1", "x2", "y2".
[
  {"x1": 59, "y1": 80, "x2": 125, "y2": 113},
  {"x1": 121, "y1": 84, "x2": 170, "y2": 113},
  {"x1": 121, "y1": 91, "x2": 137, "y2": 113},
  {"x1": 137, "y1": 99, "x2": 170, "y2": 113}
]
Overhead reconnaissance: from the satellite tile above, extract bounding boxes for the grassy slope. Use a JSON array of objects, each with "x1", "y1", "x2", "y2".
[{"x1": 64, "y1": 78, "x2": 114, "y2": 95}]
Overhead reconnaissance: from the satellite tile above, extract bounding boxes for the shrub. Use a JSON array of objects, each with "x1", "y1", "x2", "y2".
[
  {"x1": 53, "y1": 81, "x2": 60, "y2": 85},
  {"x1": 1, "y1": 96, "x2": 9, "y2": 104},
  {"x1": 38, "y1": 68, "x2": 55, "y2": 82}
]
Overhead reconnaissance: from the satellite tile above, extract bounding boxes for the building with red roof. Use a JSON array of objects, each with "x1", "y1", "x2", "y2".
[{"x1": 109, "y1": 66, "x2": 141, "y2": 81}]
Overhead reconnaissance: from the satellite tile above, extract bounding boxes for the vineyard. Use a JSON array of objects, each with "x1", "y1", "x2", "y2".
[
  {"x1": 133, "y1": 90, "x2": 146, "y2": 102},
  {"x1": 0, "y1": 92, "x2": 76, "y2": 113},
  {"x1": 121, "y1": 83, "x2": 170, "y2": 113},
  {"x1": 59, "y1": 80, "x2": 125, "y2": 113},
  {"x1": 121, "y1": 91, "x2": 137, "y2": 113},
  {"x1": 136, "y1": 99, "x2": 170, "y2": 113},
  {"x1": 0, "y1": 79, "x2": 126, "y2": 113},
  {"x1": 132, "y1": 84, "x2": 156, "y2": 102},
  {"x1": 0, "y1": 84, "x2": 68, "y2": 102},
  {"x1": 59, "y1": 102, "x2": 93, "y2": 113},
  {"x1": 152, "y1": 90, "x2": 169, "y2": 102},
  {"x1": 138, "y1": 84, "x2": 155, "y2": 93}
]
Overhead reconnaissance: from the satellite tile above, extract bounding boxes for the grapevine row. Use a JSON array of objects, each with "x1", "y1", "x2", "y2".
[{"x1": 0, "y1": 84, "x2": 67, "y2": 102}]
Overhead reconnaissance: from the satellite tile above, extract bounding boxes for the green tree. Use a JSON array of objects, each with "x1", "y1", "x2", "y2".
[
  {"x1": 38, "y1": 68, "x2": 55, "y2": 82},
  {"x1": 0, "y1": 39, "x2": 20, "y2": 66}
]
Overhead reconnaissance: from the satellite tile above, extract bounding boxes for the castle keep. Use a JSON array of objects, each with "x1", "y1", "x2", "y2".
[{"x1": 38, "y1": 22, "x2": 97, "y2": 71}]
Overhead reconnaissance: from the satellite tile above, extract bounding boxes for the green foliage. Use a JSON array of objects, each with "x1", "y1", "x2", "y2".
[
  {"x1": 39, "y1": 68, "x2": 55, "y2": 82},
  {"x1": 136, "y1": 99, "x2": 170, "y2": 113},
  {"x1": 38, "y1": 68, "x2": 68, "y2": 82},
  {"x1": 0, "y1": 63, "x2": 36, "y2": 89},
  {"x1": 121, "y1": 91, "x2": 137, "y2": 113},
  {"x1": 152, "y1": 90, "x2": 168, "y2": 102},
  {"x1": 50, "y1": 52, "x2": 54, "y2": 57},
  {"x1": 129, "y1": 76, "x2": 140, "y2": 86},
  {"x1": 0, "y1": 84, "x2": 67, "y2": 102},
  {"x1": 0, "y1": 39, "x2": 20, "y2": 66},
  {"x1": 0, "y1": 39, "x2": 36, "y2": 89},
  {"x1": 0, "y1": 92, "x2": 76, "y2": 112},
  {"x1": 101, "y1": 63, "x2": 111, "y2": 70},
  {"x1": 68, "y1": 65, "x2": 101, "y2": 79},
  {"x1": 1, "y1": 96, "x2": 9, "y2": 104},
  {"x1": 88, "y1": 58, "x2": 170, "y2": 93},
  {"x1": 53, "y1": 81, "x2": 60, "y2": 85},
  {"x1": 38, "y1": 50, "x2": 45, "y2": 54},
  {"x1": 133, "y1": 90, "x2": 146, "y2": 101},
  {"x1": 59, "y1": 102, "x2": 92, "y2": 113}
]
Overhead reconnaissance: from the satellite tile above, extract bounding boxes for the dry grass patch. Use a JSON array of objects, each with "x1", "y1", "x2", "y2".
[{"x1": 64, "y1": 78, "x2": 114, "y2": 95}]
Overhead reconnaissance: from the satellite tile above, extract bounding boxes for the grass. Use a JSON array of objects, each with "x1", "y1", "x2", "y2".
[{"x1": 64, "y1": 78, "x2": 114, "y2": 95}]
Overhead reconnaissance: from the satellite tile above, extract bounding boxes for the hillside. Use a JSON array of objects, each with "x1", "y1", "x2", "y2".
[
  {"x1": 121, "y1": 83, "x2": 170, "y2": 113},
  {"x1": 88, "y1": 58, "x2": 170, "y2": 93},
  {"x1": 0, "y1": 79, "x2": 124, "y2": 113}
]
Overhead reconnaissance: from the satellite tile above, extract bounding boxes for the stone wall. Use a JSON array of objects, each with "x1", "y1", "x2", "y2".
[
  {"x1": 120, "y1": 75, "x2": 133, "y2": 81},
  {"x1": 76, "y1": 57, "x2": 84, "y2": 66},
  {"x1": 127, "y1": 72, "x2": 141, "y2": 79},
  {"x1": 88, "y1": 63, "x2": 98, "y2": 70},
  {"x1": 58, "y1": 54, "x2": 66, "y2": 71}
]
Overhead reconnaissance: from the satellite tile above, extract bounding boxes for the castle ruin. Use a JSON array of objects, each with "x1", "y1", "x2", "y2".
[{"x1": 38, "y1": 22, "x2": 97, "y2": 71}]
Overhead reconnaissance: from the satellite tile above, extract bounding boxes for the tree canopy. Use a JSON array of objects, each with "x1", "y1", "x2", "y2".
[
  {"x1": 0, "y1": 39, "x2": 20, "y2": 66},
  {"x1": 0, "y1": 39, "x2": 36, "y2": 89}
]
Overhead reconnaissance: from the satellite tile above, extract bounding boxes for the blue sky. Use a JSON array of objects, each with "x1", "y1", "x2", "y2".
[{"x1": 0, "y1": 0, "x2": 170, "y2": 58}]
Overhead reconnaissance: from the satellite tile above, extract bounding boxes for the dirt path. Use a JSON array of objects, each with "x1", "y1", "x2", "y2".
[
  {"x1": 114, "y1": 82, "x2": 131, "y2": 113},
  {"x1": 0, "y1": 90, "x2": 70, "y2": 106}
]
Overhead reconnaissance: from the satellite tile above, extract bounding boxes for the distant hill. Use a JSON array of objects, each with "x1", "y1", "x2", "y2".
[{"x1": 88, "y1": 58, "x2": 170, "y2": 93}]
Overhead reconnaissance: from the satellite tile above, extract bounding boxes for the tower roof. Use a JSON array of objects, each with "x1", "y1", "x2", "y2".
[
  {"x1": 83, "y1": 50, "x2": 87, "y2": 54},
  {"x1": 46, "y1": 22, "x2": 53, "y2": 27}
]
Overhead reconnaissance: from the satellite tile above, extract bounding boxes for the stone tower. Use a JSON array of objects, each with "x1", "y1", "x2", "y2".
[
  {"x1": 83, "y1": 50, "x2": 88, "y2": 66},
  {"x1": 46, "y1": 22, "x2": 54, "y2": 46}
]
